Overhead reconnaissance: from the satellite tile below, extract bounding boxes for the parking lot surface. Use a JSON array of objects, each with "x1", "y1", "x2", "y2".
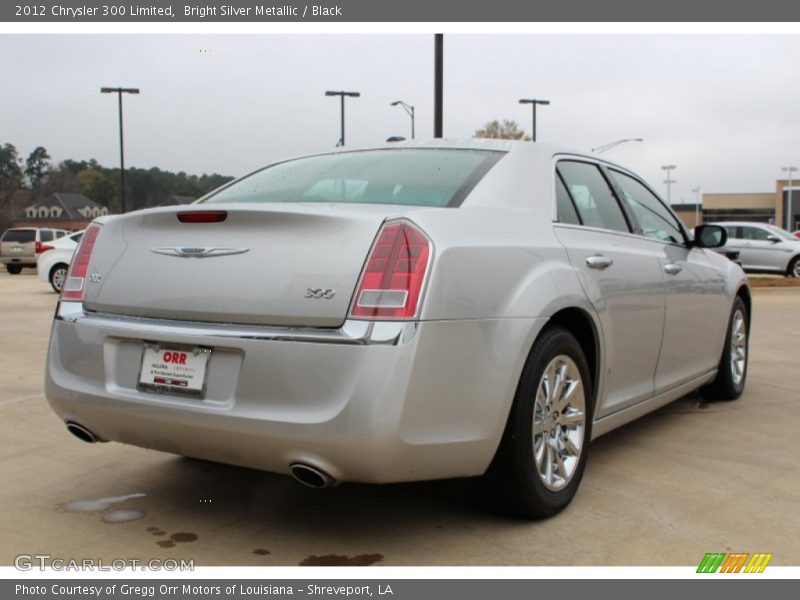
[{"x1": 1, "y1": 270, "x2": 798, "y2": 566}]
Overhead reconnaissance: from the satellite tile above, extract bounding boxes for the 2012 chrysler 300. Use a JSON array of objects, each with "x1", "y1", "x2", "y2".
[{"x1": 45, "y1": 140, "x2": 750, "y2": 518}]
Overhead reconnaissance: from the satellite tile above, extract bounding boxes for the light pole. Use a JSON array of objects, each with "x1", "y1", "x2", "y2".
[
  {"x1": 661, "y1": 165, "x2": 677, "y2": 204},
  {"x1": 782, "y1": 166, "x2": 797, "y2": 230},
  {"x1": 591, "y1": 138, "x2": 643, "y2": 153},
  {"x1": 518, "y1": 98, "x2": 550, "y2": 142},
  {"x1": 100, "y1": 86, "x2": 139, "y2": 213},
  {"x1": 391, "y1": 100, "x2": 415, "y2": 139},
  {"x1": 691, "y1": 186, "x2": 702, "y2": 227},
  {"x1": 434, "y1": 34, "x2": 443, "y2": 138},
  {"x1": 325, "y1": 90, "x2": 360, "y2": 147}
]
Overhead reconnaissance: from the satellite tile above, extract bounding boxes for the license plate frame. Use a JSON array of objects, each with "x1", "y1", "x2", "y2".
[{"x1": 137, "y1": 342, "x2": 212, "y2": 399}]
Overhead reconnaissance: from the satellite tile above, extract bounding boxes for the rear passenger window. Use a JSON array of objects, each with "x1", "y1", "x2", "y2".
[
  {"x1": 40, "y1": 231, "x2": 54, "y2": 242},
  {"x1": 555, "y1": 176, "x2": 581, "y2": 225},
  {"x1": 611, "y1": 170, "x2": 685, "y2": 244},
  {"x1": 725, "y1": 226, "x2": 741, "y2": 239},
  {"x1": 557, "y1": 161, "x2": 630, "y2": 233}
]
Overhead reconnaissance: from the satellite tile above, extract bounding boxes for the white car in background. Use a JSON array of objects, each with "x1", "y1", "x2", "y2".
[{"x1": 37, "y1": 230, "x2": 84, "y2": 292}]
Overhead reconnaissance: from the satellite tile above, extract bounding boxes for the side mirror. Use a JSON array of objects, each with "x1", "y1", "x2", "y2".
[
  {"x1": 766, "y1": 235, "x2": 780, "y2": 244},
  {"x1": 692, "y1": 225, "x2": 727, "y2": 248}
]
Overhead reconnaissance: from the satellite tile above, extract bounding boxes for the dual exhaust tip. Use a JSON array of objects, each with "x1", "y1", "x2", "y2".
[{"x1": 65, "y1": 423, "x2": 338, "y2": 489}]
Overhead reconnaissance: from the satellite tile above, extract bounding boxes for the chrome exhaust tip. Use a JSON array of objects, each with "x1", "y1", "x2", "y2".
[
  {"x1": 66, "y1": 422, "x2": 100, "y2": 444},
  {"x1": 289, "y1": 463, "x2": 337, "y2": 489}
]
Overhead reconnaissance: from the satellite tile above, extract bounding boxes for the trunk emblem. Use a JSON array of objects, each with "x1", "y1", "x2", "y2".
[{"x1": 151, "y1": 247, "x2": 249, "y2": 258}]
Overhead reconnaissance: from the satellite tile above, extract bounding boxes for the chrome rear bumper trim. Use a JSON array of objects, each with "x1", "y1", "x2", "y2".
[{"x1": 55, "y1": 302, "x2": 418, "y2": 346}]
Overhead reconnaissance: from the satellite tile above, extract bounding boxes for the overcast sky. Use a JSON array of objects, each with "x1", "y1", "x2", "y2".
[{"x1": 3, "y1": 34, "x2": 800, "y2": 202}]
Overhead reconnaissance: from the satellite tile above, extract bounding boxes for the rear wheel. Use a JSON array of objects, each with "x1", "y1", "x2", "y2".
[
  {"x1": 6, "y1": 264, "x2": 22, "y2": 275},
  {"x1": 701, "y1": 296, "x2": 748, "y2": 401},
  {"x1": 49, "y1": 264, "x2": 69, "y2": 293},
  {"x1": 483, "y1": 326, "x2": 592, "y2": 519},
  {"x1": 788, "y1": 256, "x2": 800, "y2": 278}
]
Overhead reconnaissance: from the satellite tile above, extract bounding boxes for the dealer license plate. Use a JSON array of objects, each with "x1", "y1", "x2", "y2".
[{"x1": 138, "y1": 344, "x2": 211, "y2": 397}]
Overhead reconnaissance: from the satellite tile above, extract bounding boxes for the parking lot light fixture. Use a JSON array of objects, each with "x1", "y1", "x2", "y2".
[
  {"x1": 325, "y1": 90, "x2": 361, "y2": 147},
  {"x1": 661, "y1": 165, "x2": 677, "y2": 204},
  {"x1": 391, "y1": 100, "x2": 415, "y2": 139},
  {"x1": 100, "y1": 86, "x2": 140, "y2": 214},
  {"x1": 518, "y1": 98, "x2": 550, "y2": 142},
  {"x1": 591, "y1": 138, "x2": 643, "y2": 153}
]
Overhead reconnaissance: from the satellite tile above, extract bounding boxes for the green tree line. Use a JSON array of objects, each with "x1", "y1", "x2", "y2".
[{"x1": 0, "y1": 142, "x2": 234, "y2": 228}]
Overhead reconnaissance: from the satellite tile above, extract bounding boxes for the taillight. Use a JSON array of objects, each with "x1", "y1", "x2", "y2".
[
  {"x1": 36, "y1": 242, "x2": 54, "y2": 253},
  {"x1": 61, "y1": 224, "x2": 102, "y2": 301},
  {"x1": 350, "y1": 219, "x2": 431, "y2": 320}
]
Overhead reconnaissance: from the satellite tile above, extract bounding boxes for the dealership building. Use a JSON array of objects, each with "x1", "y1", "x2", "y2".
[{"x1": 672, "y1": 179, "x2": 800, "y2": 231}]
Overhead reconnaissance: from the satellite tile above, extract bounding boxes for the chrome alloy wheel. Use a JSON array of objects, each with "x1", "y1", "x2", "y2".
[
  {"x1": 533, "y1": 355, "x2": 586, "y2": 491},
  {"x1": 793, "y1": 260, "x2": 800, "y2": 278},
  {"x1": 730, "y1": 309, "x2": 747, "y2": 386},
  {"x1": 52, "y1": 266, "x2": 67, "y2": 292}
]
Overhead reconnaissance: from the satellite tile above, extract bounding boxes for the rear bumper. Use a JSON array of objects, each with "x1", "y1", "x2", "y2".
[
  {"x1": 45, "y1": 302, "x2": 544, "y2": 483},
  {"x1": 1, "y1": 256, "x2": 35, "y2": 265}
]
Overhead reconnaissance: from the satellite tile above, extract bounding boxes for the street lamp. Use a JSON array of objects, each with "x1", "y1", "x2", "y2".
[
  {"x1": 100, "y1": 86, "x2": 139, "y2": 213},
  {"x1": 661, "y1": 165, "x2": 677, "y2": 204},
  {"x1": 691, "y1": 186, "x2": 702, "y2": 227},
  {"x1": 782, "y1": 166, "x2": 797, "y2": 231},
  {"x1": 518, "y1": 98, "x2": 550, "y2": 142},
  {"x1": 591, "y1": 138, "x2": 643, "y2": 153},
  {"x1": 391, "y1": 100, "x2": 415, "y2": 139},
  {"x1": 325, "y1": 90, "x2": 360, "y2": 147}
]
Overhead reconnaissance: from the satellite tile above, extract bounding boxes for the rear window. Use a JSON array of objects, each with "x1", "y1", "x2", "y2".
[
  {"x1": 203, "y1": 149, "x2": 505, "y2": 208},
  {"x1": 1, "y1": 229, "x2": 35, "y2": 243},
  {"x1": 40, "y1": 230, "x2": 54, "y2": 242}
]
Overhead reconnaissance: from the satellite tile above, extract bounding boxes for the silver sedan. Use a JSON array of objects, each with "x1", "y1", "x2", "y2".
[
  {"x1": 45, "y1": 140, "x2": 750, "y2": 518},
  {"x1": 713, "y1": 221, "x2": 800, "y2": 277}
]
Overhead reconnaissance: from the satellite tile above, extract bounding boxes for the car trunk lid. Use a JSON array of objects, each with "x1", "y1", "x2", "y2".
[{"x1": 82, "y1": 205, "x2": 394, "y2": 327}]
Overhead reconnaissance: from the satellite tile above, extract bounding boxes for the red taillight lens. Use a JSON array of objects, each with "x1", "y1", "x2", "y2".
[
  {"x1": 177, "y1": 211, "x2": 227, "y2": 223},
  {"x1": 61, "y1": 224, "x2": 101, "y2": 301},
  {"x1": 350, "y1": 220, "x2": 431, "y2": 320},
  {"x1": 36, "y1": 242, "x2": 54, "y2": 253}
]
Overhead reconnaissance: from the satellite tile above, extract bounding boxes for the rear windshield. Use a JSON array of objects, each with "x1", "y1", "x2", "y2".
[
  {"x1": 1, "y1": 229, "x2": 35, "y2": 243},
  {"x1": 203, "y1": 149, "x2": 505, "y2": 208}
]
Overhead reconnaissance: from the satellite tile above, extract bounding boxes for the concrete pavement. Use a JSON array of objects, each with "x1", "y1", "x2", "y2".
[{"x1": 1, "y1": 270, "x2": 798, "y2": 566}]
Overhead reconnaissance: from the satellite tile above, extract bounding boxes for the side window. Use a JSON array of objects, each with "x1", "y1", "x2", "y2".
[
  {"x1": 555, "y1": 175, "x2": 581, "y2": 225},
  {"x1": 71, "y1": 232, "x2": 84, "y2": 243},
  {"x1": 741, "y1": 226, "x2": 770, "y2": 241},
  {"x1": 556, "y1": 161, "x2": 630, "y2": 233},
  {"x1": 39, "y1": 230, "x2": 54, "y2": 242},
  {"x1": 725, "y1": 226, "x2": 740, "y2": 240},
  {"x1": 611, "y1": 170, "x2": 685, "y2": 244}
]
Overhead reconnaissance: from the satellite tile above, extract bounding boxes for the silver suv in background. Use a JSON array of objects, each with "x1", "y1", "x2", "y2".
[
  {"x1": 713, "y1": 221, "x2": 800, "y2": 277},
  {"x1": 0, "y1": 227, "x2": 70, "y2": 274}
]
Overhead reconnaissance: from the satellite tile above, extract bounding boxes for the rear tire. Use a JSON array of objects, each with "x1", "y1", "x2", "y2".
[
  {"x1": 6, "y1": 264, "x2": 22, "y2": 275},
  {"x1": 701, "y1": 296, "x2": 748, "y2": 401},
  {"x1": 49, "y1": 264, "x2": 68, "y2": 293},
  {"x1": 482, "y1": 326, "x2": 592, "y2": 519},
  {"x1": 787, "y1": 256, "x2": 800, "y2": 278}
]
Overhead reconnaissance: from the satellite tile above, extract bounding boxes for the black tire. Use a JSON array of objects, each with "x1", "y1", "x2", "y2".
[
  {"x1": 49, "y1": 263, "x2": 69, "y2": 293},
  {"x1": 482, "y1": 326, "x2": 593, "y2": 519},
  {"x1": 6, "y1": 264, "x2": 22, "y2": 275},
  {"x1": 701, "y1": 296, "x2": 748, "y2": 401},
  {"x1": 787, "y1": 256, "x2": 800, "y2": 278}
]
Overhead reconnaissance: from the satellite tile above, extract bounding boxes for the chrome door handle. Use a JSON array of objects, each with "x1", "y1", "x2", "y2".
[
  {"x1": 664, "y1": 263, "x2": 683, "y2": 275},
  {"x1": 585, "y1": 255, "x2": 613, "y2": 270}
]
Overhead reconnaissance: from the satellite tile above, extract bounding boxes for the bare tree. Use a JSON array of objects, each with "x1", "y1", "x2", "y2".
[{"x1": 474, "y1": 119, "x2": 531, "y2": 141}]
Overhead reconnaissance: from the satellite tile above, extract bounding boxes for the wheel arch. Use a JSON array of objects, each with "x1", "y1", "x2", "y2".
[{"x1": 545, "y1": 307, "x2": 601, "y2": 403}]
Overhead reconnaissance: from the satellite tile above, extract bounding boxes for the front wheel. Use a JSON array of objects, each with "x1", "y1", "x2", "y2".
[
  {"x1": 483, "y1": 326, "x2": 592, "y2": 519},
  {"x1": 6, "y1": 264, "x2": 22, "y2": 275},
  {"x1": 788, "y1": 256, "x2": 800, "y2": 278},
  {"x1": 701, "y1": 296, "x2": 748, "y2": 401},
  {"x1": 49, "y1": 264, "x2": 68, "y2": 293}
]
